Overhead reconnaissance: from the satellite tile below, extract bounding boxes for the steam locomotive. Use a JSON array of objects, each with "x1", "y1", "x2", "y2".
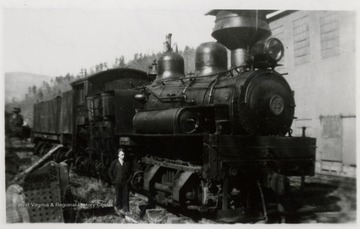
[{"x1": 32, "y1": 10, "x2": 316, "y2": 220}]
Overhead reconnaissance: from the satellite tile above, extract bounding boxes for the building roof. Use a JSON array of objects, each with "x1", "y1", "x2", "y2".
[{"x1": 206, "y1": 10, "x2": 297, "y2": 23}]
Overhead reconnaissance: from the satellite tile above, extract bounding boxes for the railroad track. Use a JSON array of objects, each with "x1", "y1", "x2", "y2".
[
  {"x1": 287, "y1": 174, "x2": 356, "y2": 223},
  {"x1": 290, "y1": 174, "x2": 356, "y2": 190},
  {"x1": 66, "y1": 170, "x2": 357, "y2": 224}
]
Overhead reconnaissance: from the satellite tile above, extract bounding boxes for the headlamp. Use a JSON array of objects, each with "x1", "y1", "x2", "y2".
[
  {"x1": 249, "y1": 37, "x2": 284, "y2": 68},
  {"x1": 264, "y1": 37, "x2": 284, "y2": 62}
]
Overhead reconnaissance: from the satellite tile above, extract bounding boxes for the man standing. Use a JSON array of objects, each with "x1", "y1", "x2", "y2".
[
  {"x1": 108, "y1": 148, "x2": 131, "y2": 214},
  {"x1": 9, "y1": 107, "x2": 23, "y2": 137}
]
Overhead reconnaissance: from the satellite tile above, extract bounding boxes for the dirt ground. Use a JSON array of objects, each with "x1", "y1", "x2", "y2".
[
  {"x1": 69, "y1": 171, "x2": 216, "y2": 223},
  {"x1": 5, "y1": 139, "x2": 357, "y2": 224}
]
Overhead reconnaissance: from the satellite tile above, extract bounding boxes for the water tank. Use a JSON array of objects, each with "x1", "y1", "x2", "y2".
[
  {"x1": 157, "y1": 52, "x2": 185, "y2": 81},
  {"x1": 195, "y1": 42, "x2": 227, "y2": 76}
]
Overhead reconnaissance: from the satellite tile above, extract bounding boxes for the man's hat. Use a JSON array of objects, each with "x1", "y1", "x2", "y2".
[{"x1": 13, "y1": 107, "x2": 21, "y2": 113}]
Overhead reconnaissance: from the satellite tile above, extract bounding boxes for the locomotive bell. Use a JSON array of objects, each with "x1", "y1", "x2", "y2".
[
  {"x1": 148, "y1": 60, "x2": 158, "y2": 79},
  {"x1": 156, "y1": 51, "x2": 185, "y2": 81},
  {"x1": 195, "y1": 42, "x2": 228, "y2": 76}
]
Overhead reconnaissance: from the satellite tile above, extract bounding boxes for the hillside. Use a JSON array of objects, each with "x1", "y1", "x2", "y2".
[
  {"x1": 5, "y1": 72, "x2": 53, "y2": 103},
  {"x1": 4, "y1": 48, "x2": 196, "y2": 127}
]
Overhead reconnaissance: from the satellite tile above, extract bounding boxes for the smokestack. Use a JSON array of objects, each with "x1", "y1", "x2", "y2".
[{"x1": 207, "y1": 10, "x2": 271, "y2": 67}]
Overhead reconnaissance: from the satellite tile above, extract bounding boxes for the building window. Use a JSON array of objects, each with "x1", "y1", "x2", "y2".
[
  {"x1": 272, "y1": 24, "x2": 285, "y2": 42},
  {"x1": 320, "y1": 11, "x2": 340, "y2": 58},
  {"x1": 293, "y1": 15, "x2": 310, "y2": 65}
]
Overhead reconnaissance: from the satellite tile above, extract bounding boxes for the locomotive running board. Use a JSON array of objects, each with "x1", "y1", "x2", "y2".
[{"x1": 208, "y1": 135, "x2": 316, "y2": 176}]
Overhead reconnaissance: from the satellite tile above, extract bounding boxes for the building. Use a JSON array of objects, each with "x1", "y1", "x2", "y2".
[{"x1": 268, "y1": 10, "x2": 356, "y2": 177}]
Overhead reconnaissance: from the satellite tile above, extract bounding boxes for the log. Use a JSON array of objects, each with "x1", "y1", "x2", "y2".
[
  {"x1": 11, "y1": 144, "x2": 63, "y2": 184},
  {"x1": 125, "y1": 215, "x2": 138, "y2": 223}
]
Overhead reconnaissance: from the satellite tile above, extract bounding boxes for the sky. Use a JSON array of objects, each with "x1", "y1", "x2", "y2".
[
  {"x1": 3, "y1": 8, "x2": 215, "y2": 77},
  {"x1": 2, "y1": 0, "x2": 359, "y2": 77}
]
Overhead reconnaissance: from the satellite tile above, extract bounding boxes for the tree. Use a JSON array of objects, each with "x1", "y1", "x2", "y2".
[
  {"x1": 32, "y1": 85, "x2": 37, "y2": 95},
  {"x1": 114, "y1": 58, "x2": 119, "y2": 67},
  {"x1": 42, "y1": 81, "x2": 51, "y2": 93},
  {"x1": 65, "y1": 73, "x2": 72, "y2": 81},
  {"x1": 37, "y1": 89, "x2": 44, "y2": 101},
  {"x1": 118, "y1": 56, "x2": 126, "y2": 68},
  {"x1": 55, "y1": 76, "x2": 63, "y2": 84}
]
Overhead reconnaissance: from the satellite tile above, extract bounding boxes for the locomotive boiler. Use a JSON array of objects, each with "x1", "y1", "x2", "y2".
[{"x1": 120, "y1": 10, "x2": 316, "y2": 219}]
